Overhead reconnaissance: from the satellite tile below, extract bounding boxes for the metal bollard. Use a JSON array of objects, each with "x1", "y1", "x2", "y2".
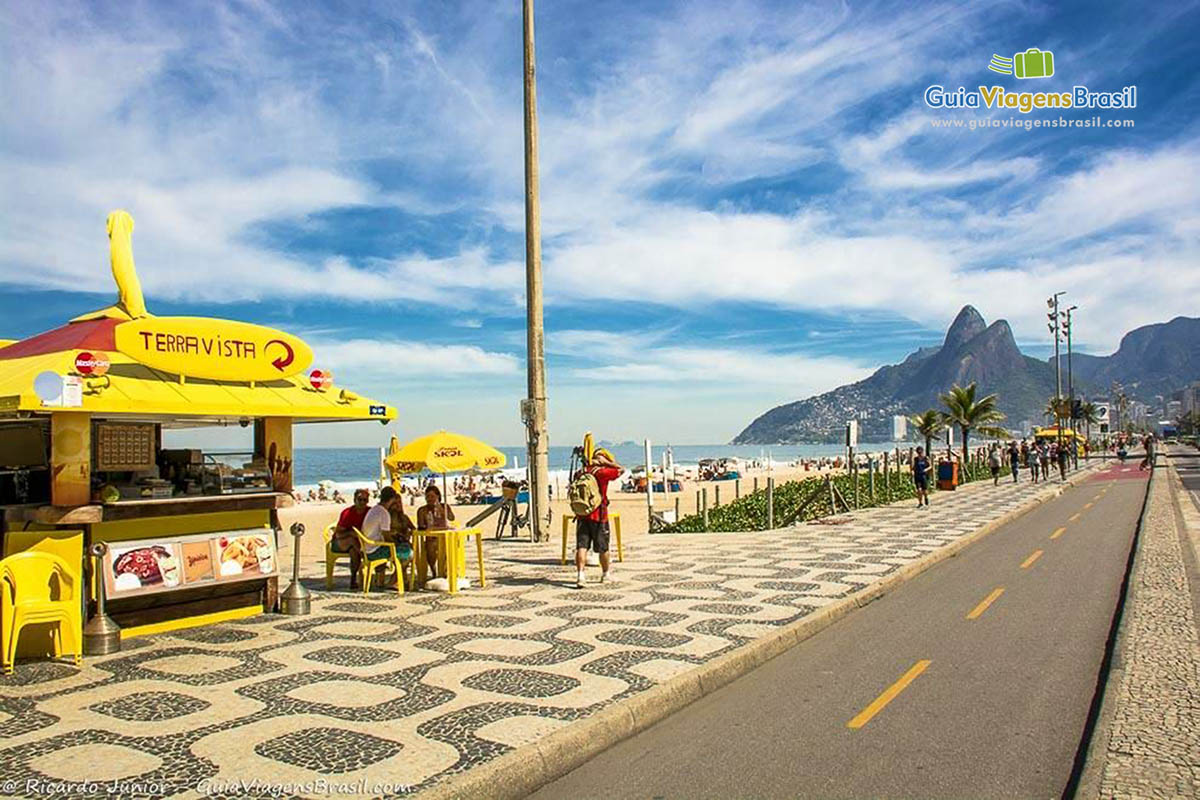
[
  {"x1": 280, "y1": 522, "x2": 312, "y2": 615},
  {"x1": 83, "y1": 542, "x2": 121, "y2": 655}
]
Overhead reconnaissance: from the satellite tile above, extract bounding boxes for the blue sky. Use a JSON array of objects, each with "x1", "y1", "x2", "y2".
[{"x1": 2, "y1": 0, "x2": 1198, "y2": 446}]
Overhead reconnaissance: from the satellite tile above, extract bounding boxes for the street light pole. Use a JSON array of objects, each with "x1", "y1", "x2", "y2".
[
  {"x1": 1064, "y1": 305, "x2": 1077, "y2": 465},
  {"x1": 1047, "y1": 292, "x2": 1065, "y2": 451},
  {"x1": 522, "y1": 0, "x2": 551, "y2": 541}
]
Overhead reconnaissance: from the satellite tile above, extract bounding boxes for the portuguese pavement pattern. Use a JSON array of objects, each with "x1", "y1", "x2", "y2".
[{"x1": 0, "y1": 473, "x2": 1082, "y2": 798}]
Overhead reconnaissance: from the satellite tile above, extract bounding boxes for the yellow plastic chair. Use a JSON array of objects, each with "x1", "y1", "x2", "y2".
[
  {"x1": 1, "y1": 551, "x2": 83, "y2": 674},
  {"x1": 561, "y1": 512, "x2": 624, "y2": 564},
  {"x1": 356, "y1": 532, "x2": 412, "y2": 595},
  {"x1": 322, "y1": 523, "x2": 356, "y2": 589}
]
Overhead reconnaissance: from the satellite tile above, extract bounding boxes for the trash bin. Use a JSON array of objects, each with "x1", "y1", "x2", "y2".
[{"x1": 937, "y1": 460, "x2": 959, "y2": 490}]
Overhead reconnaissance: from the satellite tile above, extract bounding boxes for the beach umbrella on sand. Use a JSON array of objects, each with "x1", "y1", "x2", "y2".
[
  {"x1": 385, "y1": 430, "x2": 507, "y2": 498},
  {"x1": 384, "y1": 436, "x2": 404, "y2": 490}
]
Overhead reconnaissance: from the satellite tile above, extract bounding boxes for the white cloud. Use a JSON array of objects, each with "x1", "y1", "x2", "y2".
[
  {"x1": 3, "y1": 0, "x2": 1199, "y2": 444},
  {"x1": 310, "y1": 338, "x2": 520, "y2": 377}
]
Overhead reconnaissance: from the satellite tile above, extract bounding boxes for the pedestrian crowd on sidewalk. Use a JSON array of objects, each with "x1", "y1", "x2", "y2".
[{"x1": 910, "y1": 433, "x2": 1152, "y2": 511}]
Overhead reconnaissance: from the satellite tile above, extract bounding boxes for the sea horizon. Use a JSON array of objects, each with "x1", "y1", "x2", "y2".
[{"x1": 287, "y1": 441, "x2": 916, "y2": 490}]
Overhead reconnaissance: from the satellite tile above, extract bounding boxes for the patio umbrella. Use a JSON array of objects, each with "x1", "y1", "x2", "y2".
[
  {"x1": 385, "y1": 430, "x2": 507, "y2": 498},
  {"x1": 384, "y1": 435, "x2": 404, "y2": 490}
]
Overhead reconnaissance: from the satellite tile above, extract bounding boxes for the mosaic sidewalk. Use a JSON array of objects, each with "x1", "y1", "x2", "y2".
[
  {"x1": 1093, "y1": 452, "x2": 1200, "y2": 798},
  {"x1": 0, "y1": 472, "x2": 1085, "y2": 798}
]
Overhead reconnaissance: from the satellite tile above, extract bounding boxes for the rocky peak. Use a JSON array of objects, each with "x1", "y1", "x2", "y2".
[{"x1": 942, "y1": 305, "x2": 987, "y2": 352}]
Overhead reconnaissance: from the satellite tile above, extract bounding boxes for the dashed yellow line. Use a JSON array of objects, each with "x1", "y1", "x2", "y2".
[
  {"x1": 1084, "y1": 502, "x2": 1094, "y2": 510},
  {"x1": 1050, "y1": 526, "x2": 1067, "y2": 540},
  {"x1": 966, "y1": 587, "x2": 1005, "y2": 620},
  {"x1": 847, "y1": 660, "x2": 931, "y2": 729},
  {"x1": 1069, "y1": 512, "x2": 1082, "y2": 522},
  {"x1": 1021, "y1": 549, "x2": 1044, "y2": 569}
]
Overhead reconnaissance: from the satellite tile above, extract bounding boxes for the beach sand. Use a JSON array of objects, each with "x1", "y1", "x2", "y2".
[{"x1": 277, "y1": 463, "x2": 844, "y2": 569}]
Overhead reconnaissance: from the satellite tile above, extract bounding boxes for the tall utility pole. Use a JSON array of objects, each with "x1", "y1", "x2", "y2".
[
  {"x1": 1047, "y1": 292, "x2": 1065, "y2": 450},
  {"x1": 522, "y1": 0, "x2": 551, "y2": 541},
  {"x1": 1064, "y1": 305, "x2": 1078, "y2": 464}
]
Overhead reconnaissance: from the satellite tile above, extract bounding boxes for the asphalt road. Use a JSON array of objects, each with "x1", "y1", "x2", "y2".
[
  {"x1": 1174, "y1": 445, "x2": 1200, "y2": 508},
  {"x1": 530, "y1": 462, "x2": 1148, "y2": 800}
]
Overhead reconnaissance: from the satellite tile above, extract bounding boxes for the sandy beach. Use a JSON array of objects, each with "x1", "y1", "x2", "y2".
[{"x1": 277, "y1": 462, "x2": 844, "y2": 571}]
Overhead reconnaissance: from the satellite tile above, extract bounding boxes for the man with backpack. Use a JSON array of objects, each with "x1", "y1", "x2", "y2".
[{"x1": 568, "y1": 447, "x2": 623, "y2": 588}]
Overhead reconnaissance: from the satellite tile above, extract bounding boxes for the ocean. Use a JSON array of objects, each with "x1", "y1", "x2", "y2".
[{"x1": 291, "y1": 442, "x2": 912, "y2": 492}]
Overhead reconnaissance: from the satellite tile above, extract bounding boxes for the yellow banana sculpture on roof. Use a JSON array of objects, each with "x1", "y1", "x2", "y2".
[{"x1": 73, "y1": 209, "x2": 149, "y2": 321}]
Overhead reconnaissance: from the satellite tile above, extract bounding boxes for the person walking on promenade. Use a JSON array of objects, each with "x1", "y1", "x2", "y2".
[
  {"x1": 573, "y1": 447, "x2": 623, "y2": 587},
  {"x1": 1138, "y1": 434, "x2": 1156, "y2": 471},
  {"x1": 1029, "y1": 441, "x2": 1040, "y2": 483},
  {"x1": 1008, "y1": 441, "x2": 1021, "y2": 483},
  {"x1": 1055, "y1": 442, "x2": 1069, "y2": 481},
  {"x1": 912, "y1": 447, "x2": 932, "y2": 507},
  {"x1": 1039, "y1": 441, "x2": 1051, "y2": 481},
  {"x1": 988, "y1": 445, "x2": 1002, "y2": 485}
]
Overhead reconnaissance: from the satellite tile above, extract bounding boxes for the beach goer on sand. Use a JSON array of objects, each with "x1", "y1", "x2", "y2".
[
  {"x1": 417, "y1": 485, "x2": 455, "y2": 580},
  {"x1": 332, "y1": 488, "x2": 371, "y2": 590},
  {"x1": 574, "y1": 447, "x2": 623, "y2": 586},
  {"x1": 361, "y1": 486, "x2": 406, "y2": 587},
  {"x1": 912, "y1": 447, "x2": 932, "y2": 508},
  {"x1": 988, "y1": 445, "x2": 1002, "y2": 485}
]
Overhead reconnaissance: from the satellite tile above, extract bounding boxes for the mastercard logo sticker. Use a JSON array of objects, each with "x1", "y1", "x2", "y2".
[{"x1": 75, "y1": 351, "x2": 111, "y2": 377}]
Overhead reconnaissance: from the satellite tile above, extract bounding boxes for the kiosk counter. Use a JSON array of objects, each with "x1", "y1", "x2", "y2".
[{"x1": 0, "y1": 210, "x2": 396, "y2": 641}]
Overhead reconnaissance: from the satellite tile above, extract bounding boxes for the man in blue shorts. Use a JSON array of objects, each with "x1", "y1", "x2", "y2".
[{"x1": 912, "y1": 447, "x2": 932, "y2": 508}]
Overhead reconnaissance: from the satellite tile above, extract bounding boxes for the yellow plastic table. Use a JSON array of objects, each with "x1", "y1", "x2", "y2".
[
  {"x1": 560, "y1": 512, "x2": 623, "y2": 565},
  {"x1": 412, "y1": 527, "x2": 485, "y2": 594}
]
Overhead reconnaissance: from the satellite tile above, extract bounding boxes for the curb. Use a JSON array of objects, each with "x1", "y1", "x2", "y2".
[
  {"x1": 1072, "y1": 454, "x2": 1158, "y2": 799},
  {"x1": 416, "y1": 465, "x2": 1102, "y2": 800}
]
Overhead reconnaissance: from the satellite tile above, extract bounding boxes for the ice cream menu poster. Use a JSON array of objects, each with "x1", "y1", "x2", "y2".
[{"x1": 104, "y1": 529, "x2": 277, "y2": 598}]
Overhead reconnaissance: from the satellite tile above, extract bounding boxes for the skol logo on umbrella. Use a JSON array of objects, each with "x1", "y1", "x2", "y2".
[{"x1": 989, "y1": 48, "x2": 1055, "y2": 79}]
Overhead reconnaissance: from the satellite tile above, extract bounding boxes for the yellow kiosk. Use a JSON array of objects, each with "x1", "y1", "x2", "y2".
[{"x1": 0, "y1": 211, "x2": 395, "y2": 646}]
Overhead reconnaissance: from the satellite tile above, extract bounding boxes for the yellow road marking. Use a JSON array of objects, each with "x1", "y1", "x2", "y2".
[
  {"x1": 967, "y1": 587, "x2": 1005, "y2": 620},
  {"x1": 847, "y1": 660, "x2": 931, "y2": 729},
  {"x1": 1050, "y1": 527, "x2": 1067, "y2": 540},
  {"x1": 1021, "y1": 549, "x2": 1044, "y2": 569},
  {"x1": 1084, "y1": 502, "x2": 1094, "y2": 509},
  {"x1": 1069, "y1": 512, "x2": 1082, "y2": 522}
]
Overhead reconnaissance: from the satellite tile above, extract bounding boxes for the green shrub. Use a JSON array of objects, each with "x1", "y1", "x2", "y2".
[{"x1": 662, "y1": 458, "x2": 1010, "y2": 533}]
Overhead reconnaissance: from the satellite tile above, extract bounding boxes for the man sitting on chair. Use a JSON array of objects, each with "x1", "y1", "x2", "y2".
[
  {"x1": 362, "y1": 487, "x2": 412, "y2": 587},
  {"x1": 332, "y1": 488, "x2": 371, "y2": 590}
]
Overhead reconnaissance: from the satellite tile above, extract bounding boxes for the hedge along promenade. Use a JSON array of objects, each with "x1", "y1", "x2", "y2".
[{"x1": 663, "y1": 453, "x2": 1009, "y2": 533}]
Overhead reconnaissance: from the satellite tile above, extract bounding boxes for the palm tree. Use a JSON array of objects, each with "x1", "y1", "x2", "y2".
[
  {"x1": 940, "y1": 383, "x2": 1008, "y2": 467},
  {"x1": 1044, "y1": 397, "x2": 1072, "y2": 433},
  {"x1": 909, "y1": 409, "x2": 946, "y2": 459},
  {"x1": 1079, "y1": 401, "x2": 1100, "y2": 443}
]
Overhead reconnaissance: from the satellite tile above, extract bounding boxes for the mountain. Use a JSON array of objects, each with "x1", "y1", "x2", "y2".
[
  {"x1": 1054, "y1": 316, "x2": 1200, "y2": 400},
  {"x1": 733, "y1": 306, "x2": 1199, "y2": 444}
]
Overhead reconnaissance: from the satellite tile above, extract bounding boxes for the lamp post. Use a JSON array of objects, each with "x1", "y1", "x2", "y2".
[
  {"x1": 1064, "y1": 305, "x2": 1078, "y2": 466},
  {"x1": 522, "y1": 0, "x2": 551, "y2": 541},
  {"x1": 1047, "y1": 292, "x2": 1066, "y2": 450}
]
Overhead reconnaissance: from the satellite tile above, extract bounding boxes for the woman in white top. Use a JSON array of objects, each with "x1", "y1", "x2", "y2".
[{"x1": 417, "y1": 485, "x2": 455, "y2": 579}]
